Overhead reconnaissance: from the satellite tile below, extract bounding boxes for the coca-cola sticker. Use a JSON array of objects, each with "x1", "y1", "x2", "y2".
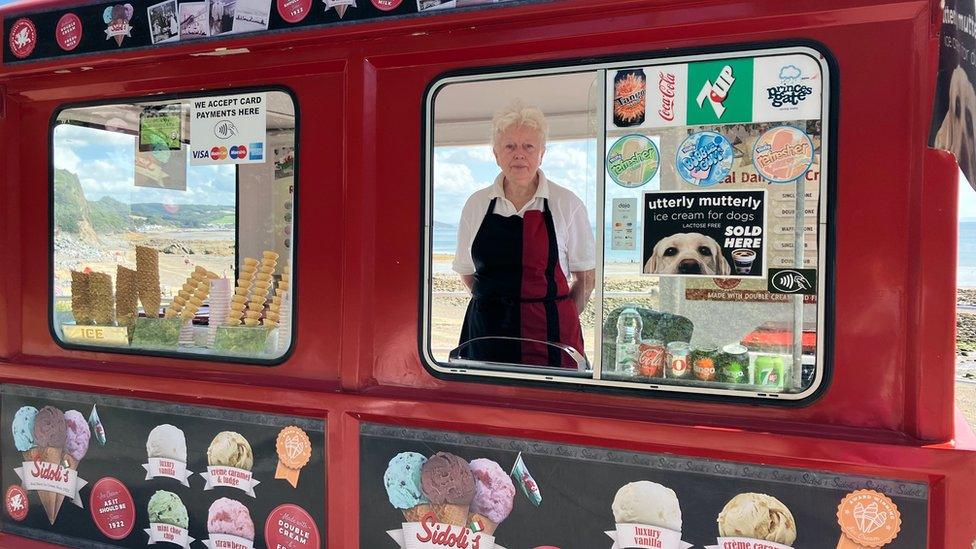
[
  {"x1": 264, "y1": 503, "x2": 321, "y2": 549},
  {"x1": 9, "y1": 18, "x2": 37, "y2": 59},
  {"x1": 89, "y1": 477, "x2": 135, "y2": 540},
  {"x1": 56, "y1": 13, "x2": 83, "y2": 51}
]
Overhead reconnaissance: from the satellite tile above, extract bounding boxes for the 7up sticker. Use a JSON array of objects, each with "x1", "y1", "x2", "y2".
[{"x1": 688, "y1": 58, "x2": 754, "y2": 125}]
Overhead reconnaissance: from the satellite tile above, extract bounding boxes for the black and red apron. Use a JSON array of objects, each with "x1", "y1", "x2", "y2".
[{"x1": 458, "y1": 197, "x2": 584, "y2": 368}]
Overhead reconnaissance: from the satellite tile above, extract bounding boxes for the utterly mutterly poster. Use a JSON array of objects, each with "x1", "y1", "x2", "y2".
[
  {"x1": 189, "y1": 92, "x2": 267, "y2": 165},
  {"x1": 932, "y1": 1, "x2": 976, "y2": 189},
  {"x1": 642, "y1": 189, "x2": 767, "y2": 278},
  {"x1": 360, "y1": 423, "x2": 928, "y2": 549},
  {"x1": 1, "y1": 384, "x2": 325, "y2": 548}
]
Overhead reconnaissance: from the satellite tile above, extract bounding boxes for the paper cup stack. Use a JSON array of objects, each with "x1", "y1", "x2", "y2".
[
  {"x1": 136, "y1": 246, "x2": 161, "y2": 319},
  {"x1": 276, "y1": 291, "x2": 292, "y2": 352},
  {"x1": 207, "y1": 278, "x2": 232, "y2": 347}
]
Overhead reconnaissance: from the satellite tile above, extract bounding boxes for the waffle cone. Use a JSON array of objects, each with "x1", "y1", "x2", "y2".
[
  {"x1": 36, "y1": 446, "x2": 65, "y2": 524},
  {"x1": 433, "y1": 503, "x2": 469, "y2": 527},
  {"x1": 401, "y1": 503, "x2": 433, "y2": 523},
  {"x1": 51, "y1": 455, "x2": 79, "y2": 523},
  {"x1": 467, "y1": 512, "x2": 499, "y2": 535},
  {"x1": 22, "y1": 448, "x2": 40, "y2": 463}
]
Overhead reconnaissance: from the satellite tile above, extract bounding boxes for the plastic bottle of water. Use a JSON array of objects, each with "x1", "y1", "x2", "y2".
[{"x1": 615, "y1": 308, "x2": 643, "y2": 375}]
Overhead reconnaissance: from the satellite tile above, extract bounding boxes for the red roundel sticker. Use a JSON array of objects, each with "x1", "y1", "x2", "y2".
[
  {"x1": 264, "y1": 504, "x2": 321, "y2": 549},
  {"x1": 56, "y1": 13, "x2": 83, "y2": 51},
  {"x1": 89, "y1": 477, "x2": 135, "y2": 540},
  {"x1": 5, "y1": 485, "x2": 28, "y2": 521},
  {"x1": 8, "y1": 18, "x2": 37, "y2": 59},
  {"x1": 371, "y1": 0, "x2": 402, "y2": 10},
  {"x1": 277, "y1": 0, "x2": 312, "y2": 23}
]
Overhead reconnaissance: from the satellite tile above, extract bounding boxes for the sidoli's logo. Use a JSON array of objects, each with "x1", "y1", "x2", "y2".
[
  {"x1": 696, "y1": 65, "x2": 735, "y2": 118},
  {"x1": 211, "y1": 146, "x2": 228, "y2": 160},
  {"x1": 415, "y1": 513, "x2": 481, "y2": 548},
  {"x1": 657, "y1": 71, "x2": 677, "y2": 121},
  {"x1": 767, "y1": 65, "x2": 814, "y2": 108}
]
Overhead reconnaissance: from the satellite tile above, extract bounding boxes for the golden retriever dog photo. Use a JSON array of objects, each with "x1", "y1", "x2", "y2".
[
  {"x1": 935, "y1": 65, "x2": 976, "y2": 189},
  {"x1": 644, "y1": 232, "x2": 731, "y2": 275}
]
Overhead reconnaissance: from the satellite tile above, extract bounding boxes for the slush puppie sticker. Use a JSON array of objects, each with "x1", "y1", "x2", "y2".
[
  {"x1": 753, "y1": 125, "x2": 815, "y2": 183},
  {"x1": 607, "y1": 135, "x2": 659, "y2": 188},
  {"x1": 675, "y1": 131, "x2": 733, "y2": 187}
]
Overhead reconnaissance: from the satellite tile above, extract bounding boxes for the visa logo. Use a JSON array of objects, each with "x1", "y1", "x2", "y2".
[{"x1": 192, "y1": 150, "x2": 210, "y2": 159}]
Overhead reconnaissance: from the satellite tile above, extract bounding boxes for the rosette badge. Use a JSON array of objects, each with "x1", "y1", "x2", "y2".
[
  {"x1": 275, "y1": 425, "x2": 311, "y2": 488},
  {"x1": 203, "y1": 432, "x2": 260, "y2": 497},
  {"x1": 706, "y1": 493, "x2": 797, "y2": 549},
  {"x1": 143, "y1": 424, "x2": 194, "y2": 486},
  {"x1": 606, "y1": 481, "x2": 692, "y2": 549}
]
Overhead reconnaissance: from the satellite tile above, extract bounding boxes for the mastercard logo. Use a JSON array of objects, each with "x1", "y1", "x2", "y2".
[{"x1": 210, "y1": 146, "x2": 228, "y2": 160}]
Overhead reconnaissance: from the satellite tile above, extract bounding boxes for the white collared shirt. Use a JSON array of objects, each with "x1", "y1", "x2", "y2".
[{"x1": 452, "y1": 171, "x2": 596, "y2": 277}]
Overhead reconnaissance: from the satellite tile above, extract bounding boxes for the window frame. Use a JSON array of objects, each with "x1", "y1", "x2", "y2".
[
  {"x1": 419, "y1": 42, "x2": 837, "y2": 404},
  {"x1": 47, "y1": 85, "x2": 300, "y2": 366}
]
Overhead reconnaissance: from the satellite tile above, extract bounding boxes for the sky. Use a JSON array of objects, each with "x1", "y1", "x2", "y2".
[
  {"x1": 960, "y1": 174, "x2": 976, "y2": 220},
  {"x1": 55, "y1": 123, "x2": 237, "y2": 206}
]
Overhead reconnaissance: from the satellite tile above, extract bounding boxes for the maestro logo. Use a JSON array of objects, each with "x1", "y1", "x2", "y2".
[{"x1": 229, "y1": 145, "x2": 248, "y2": 159}]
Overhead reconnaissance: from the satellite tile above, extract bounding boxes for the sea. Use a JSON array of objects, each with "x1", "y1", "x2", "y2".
[{"x1": 435, "y1": 223, "x2": 976, "y2": 286}]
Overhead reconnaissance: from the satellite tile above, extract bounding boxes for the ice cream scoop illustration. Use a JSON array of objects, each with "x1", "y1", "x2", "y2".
[
  {"x1": 149, "y1": 490, "x2": 188, "y2": 529},
  {"x1": 468, "y1": 458, "x2": 516, "y2": 535},
  {"x1": 12, "y1": 406, "x2": 39, "y2": 460},
  {"x1": 33, "y1": 406, "x2": 67, "y2": 524},
  {"x1": 147, "y1": 424, "x2": 187, "y2": 462},
  {"x1": 612, "y1": 481, "x2": 682, "y2": 532},
  {"x1": 207, "y1": 498, "x2": 255, "y2": 542},
  {"x1": 420, "y1": 452, "x2": 475, "y2": 527},
  {"x1": 384, "y1": 452, "x2": 432, "y2": 522},
  {"x1": 717, "y1": 493, "x2": 796, "y2": 545},
  {"x1": 52, "y1": 410, "x2": 91, "y2": 521},
  {"x1": 207, "y1": 431, "x2": 253, "y2": 470}
]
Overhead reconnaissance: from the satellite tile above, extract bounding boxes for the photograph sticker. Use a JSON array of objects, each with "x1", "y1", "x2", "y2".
[{"x1": 642, "y1": 189, "x2": 767, "y2": 278}]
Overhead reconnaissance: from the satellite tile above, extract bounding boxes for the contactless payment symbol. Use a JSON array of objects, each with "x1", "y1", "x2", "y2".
[
  {"x1": 675, "y1": 131, "x2": 733, "y2": 187},
  {"x1": 9, "y1": 18, "x2": 37, "y2": 59},
  {"x1": 753, "y1": 125, "x2": 814, "y2": 183},
  {"x1": 687, "y1": 58, "x2": 754, "y2": 124},
  {"x1": 606, "y1": 135, "x2": 659, "y2": 188}
]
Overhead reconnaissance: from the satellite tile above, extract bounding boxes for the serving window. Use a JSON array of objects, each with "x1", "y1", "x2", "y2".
[
  {"x1": 51, "y1": 90, "x2": 296, "y2": 363},
  {"x1": 422, "y1": 47, "x2": 830, "y2": 400}
]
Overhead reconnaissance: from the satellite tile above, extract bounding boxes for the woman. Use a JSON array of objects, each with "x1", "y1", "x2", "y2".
[{"x1": 453, "y1": 102, "x2": 595, "y2": 368}]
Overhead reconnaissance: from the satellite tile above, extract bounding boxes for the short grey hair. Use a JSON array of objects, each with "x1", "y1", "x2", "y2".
[{"x1": 491, "y1": 101, "x2": 549, "y2": 148}]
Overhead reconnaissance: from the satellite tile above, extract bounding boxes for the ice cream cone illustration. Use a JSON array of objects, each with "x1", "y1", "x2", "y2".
[
  {"x1": 468, "y1": 458, "x2": 515, "y2": 535},
  {"x1": 420, "y1": 452, "x2": 475, "y2": 527},
  {"x1": 52, "y1": 410, "x2": 91, "y2": 521},
  {"x1": 33, "y1": 406, "x2": 67, "y2": 524},
  {"x1": 836, "y1": 490, "x2": 901, "y2": 548},
  {"x1": 617, "y1": 138, "x2": 645, "y2": 185},
  {"x1": 607, "y1": 481, "x2": 691, "y2": 549},
  {"x1": 274, "y1": 426, "x2": 311, "y2": 488},
  {"x1": 12, "y1": 406, "x2": 40, "y2": 464},
  {"x1": 384, "y1": 452, "x2": 433, "y2": 522}
]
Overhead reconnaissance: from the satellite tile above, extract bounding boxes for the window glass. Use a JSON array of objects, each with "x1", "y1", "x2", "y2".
[
  {"x1": 52, "y1": 90, "x2": 296, "y2": 362},
  {"x1": 424, "y1": 48, "x2": 829, "y2": 400}
]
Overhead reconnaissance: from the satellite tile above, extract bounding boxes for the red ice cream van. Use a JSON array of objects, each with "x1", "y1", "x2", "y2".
[{"x1": 0, "y1": 0, "x2": 974, "y2": 546}]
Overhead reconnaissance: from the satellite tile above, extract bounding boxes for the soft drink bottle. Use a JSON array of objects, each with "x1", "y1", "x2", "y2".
[{"x1": 614, "y1": 308, "x2": 643, "y2": 375}]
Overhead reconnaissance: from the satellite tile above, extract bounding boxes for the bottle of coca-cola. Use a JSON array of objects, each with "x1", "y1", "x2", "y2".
[{"x1": 613, "y1": 69, "x2": 646, "y2": 127}]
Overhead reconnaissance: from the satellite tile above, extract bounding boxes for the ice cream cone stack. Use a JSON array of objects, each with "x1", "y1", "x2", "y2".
[
  {"x1": 36, "y1": 445, "x2": 65, "y2": 523},
  {"x1": 467, "y1": 513, "x2": 499, "y2": 535},
  {"x1": 89, "y1": 272, "x2": 115, "y2": 326},
  {"x1": 116, "y1": 266, "x2": 139, "y2": 334},
  {"x1": 136, "y1": 246, "x2": 161, "y2": 318},
  {"x1": 245, "y1": 251, "x2": 278, "y2": 326},
  {"x1": 70, "y1": 270, "x2": 93, "y2": 325},
  {"x1": 276, "y1": 291, "x2": 292, "y2": 351},
  {"x1": 433, "y1": 503, "x2": 470, "y2": 527},
  {"x1": 402, "y1": 503, "x2": 433, "y2": 523},
  {"x1": 208, "y1": 278, "x2": 232, "y2": 347},
  {"x1": 229, "y1": 258, "x2": 259, "y2": 325}
]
